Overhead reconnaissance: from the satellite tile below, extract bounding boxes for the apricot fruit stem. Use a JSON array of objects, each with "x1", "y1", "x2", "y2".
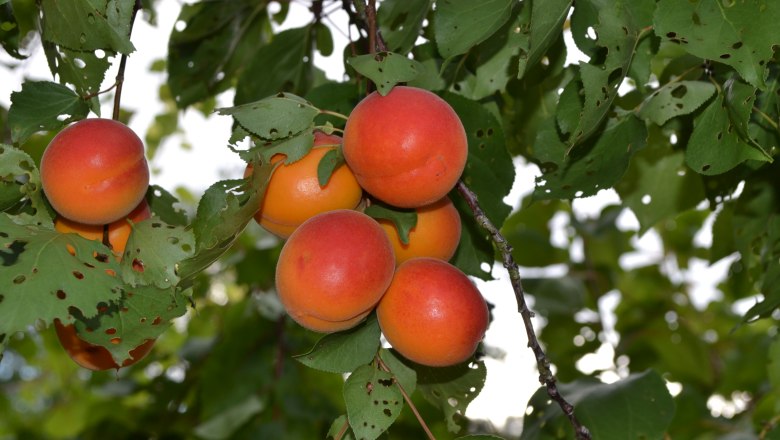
[
  {"x1": 318, "y1": 109, "x2": 349, "y2": 121},
  {"x1": 112, "y1": 0, "x2": 143, "y2": 121},
  {"x1": 376, "y1": 354, "x2": 436, "y2": 440},
  {"x1": 455, "y1": 180, "x2": 591, "y2": 440}
]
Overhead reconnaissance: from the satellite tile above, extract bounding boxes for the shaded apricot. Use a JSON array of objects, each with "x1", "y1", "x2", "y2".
[
  {"x1": 41, "y1": 118, "x2": 150, "y2": 225},
  {"x1": 55, "y1": 200, "x2": 151, "y2": 256},
  {"x1": 342, "y1": 86, "x2": 467, "y2": 208},
  {"x1": 377, "y1": 258, "x2": 488, "y2": 367},
  {"x1": 245, "y1": 131, "x2": 362, "y2": 238},
  {"x1": 54, "y1": 320, "x2": 155, "y2": 371},
  {"x1": 378, "y1": 196, "x2": 461, "y2": 265},
  {"x1": 275, "y1": 209, "x2": 395, "y2": 332}
]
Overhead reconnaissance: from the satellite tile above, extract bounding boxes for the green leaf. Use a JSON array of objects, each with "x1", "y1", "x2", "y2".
[
  {"x1": 42, "y1": 44, "x2": 110, "y2": 113},
  {"x1": 347, "y1": 52, "x2": 422, "y2": 96},
  {"x1": 234, "y1": 26, "x2": 312, "y2": 105},
  {"x1": 378, "y1": 349, "x2": 417, "y2": 396},
  {"x1": 217, "y1": 93, "x2": 320, "y2": 141},
  {"x1": 8, "y1": 81, "x2": 90, "y2": 144},
  {"x1": 501, "y1": 199, "x2": 569, "y2": 267},
  {"x1": 313, "y1": 21, "x2": 333, "y2": 57},
  {"x1": 516, "y1": 0, "x2": 572, "y2": 79},
  {"x1": 294, "y1": 314, "x2": 380, "y2": 374},
  {"x1": 416, "y1": 360, "x2": 487, "y2": 433},
  {"x1": 565, "y1": 0, "x2": 655, "y2": 148},
  {"x1": 637, "y1": 80, "x2": 716, "y2": 126},
  {"x1": 120, "y1": 219, "x2": 195, "y2": 289},
  {"x1": 343, "y1": 364, "x2": 403, "y2": 440},
  {"x1": 521, "y1": 370, "x2": 675, "y2": 439},
  {"x1": 193, "y1": 395, "x2": 265, "y2": 440},
  {"x1": 0, "y1": 2, "x2": 25, "y2": 59},
  {"x1": 40, "y1": 0, "x2": 135, "y2": 54},
  {"x1": 260, "y1": 130, "x2": 315, "y2": 165},
  {"x1": 534, "y1": 115, "x2": 647, "y2": 200},
  {"x1": 377, "y1": 0, "x2": 432, "y2": 55},
  {"x1": 524, "y1": 277, "x2": 586, "y2": 317},
  {"x1": 0, "y1": 145, "x2": 50, "y2": 225},
  {"x1": 365, "y1": 202, "x2": 417, "y2": 246},
  {"x1": 443, "y1": 93, "x2": 514, "y2": 227},
  {"x1": 770, "y1": 336, "x2": 780, "y2": 392},
  {"x1": 654, "y1": 0, "x2": 780, "y2": 89},
  {"x1": 0, "y1": 215, "x2": 123, "y2": 337},
  {"x1": 685, "y1": 94, "x2": 771, "y2": 175},
  {"x1": 316, "y1": 148, "x2": 345, "y2": 187},
  {"x1": 145, "y1": 185, "x2": 189, "y2": 227},
  {"x1": 434, "y1": 0, "x2": 515, "y2": 58}
]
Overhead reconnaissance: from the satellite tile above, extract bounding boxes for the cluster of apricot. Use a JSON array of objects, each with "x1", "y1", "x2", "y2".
[
  {"x1": 250, "y1": 87, "x2": 489, "y2": 367},
  {"x1": 40, "y1": 118, "x2": 155, "y2": 370}
]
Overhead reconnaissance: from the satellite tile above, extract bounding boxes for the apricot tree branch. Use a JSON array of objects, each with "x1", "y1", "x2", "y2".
[
  {"x1": 455, "y1": 180, "x2": 592, "y2": 440},
  {"x1": 112, "y1": 0, "x2": 142, "y2": 121}
]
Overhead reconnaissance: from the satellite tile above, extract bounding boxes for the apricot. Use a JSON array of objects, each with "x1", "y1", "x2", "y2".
[
  {"x1": 54, "y1": 320, "x2": 155, "y2": 371},
  {"x1": 245, "y1": 131, "x2": 363, "y2": 239},
  {"x1": 342, "y1": 86, "x2": 468, "y2": 208},
  {"x1": 54, "y1": 200, "x2": 151, "y2": 256},
  {"x1": 378, "y1": 197, "x2": 462, "y2": 264},
  {"x1": 40, "y1": 118, "x2": 150, "y2": 225},
  {"x1": 275, "y1": 209, "x2": 395, "y2": 332},
  {"x1": 377, "y1": 258, "x2": 489, "y2": 367}
]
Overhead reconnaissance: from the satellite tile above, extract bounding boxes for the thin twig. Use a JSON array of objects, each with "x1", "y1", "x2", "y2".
[
  {"x1": 456, "y1": 181, "x2": 591, "y2": 440},
  {"x1": 376, "y1": 355, "x2": 436, "y2": 440},
  {"x1": 112, "y1": 0, "x2": 143, "y2": 121}
]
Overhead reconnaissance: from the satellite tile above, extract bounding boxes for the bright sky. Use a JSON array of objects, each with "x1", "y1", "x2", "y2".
[{"x1": 0, "y1": 1, "x2": 738, "y2": 432}]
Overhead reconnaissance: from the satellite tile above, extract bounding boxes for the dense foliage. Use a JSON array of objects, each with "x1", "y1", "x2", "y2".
[{"x1": 1, "y1": 0, "x2": 780, "y2": 438}]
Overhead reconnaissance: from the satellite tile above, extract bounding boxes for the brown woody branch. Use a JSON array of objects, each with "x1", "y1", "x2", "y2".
[{"x1": 112, "y1": 0, "x2": 143, "y2": 121}]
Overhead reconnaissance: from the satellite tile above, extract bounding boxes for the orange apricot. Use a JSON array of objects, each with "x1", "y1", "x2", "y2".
[
  {"x1": 377, "y1": 258, "x2": 489, "y2": 367},
  {"x1": 246, "y1": 131, "x2": 363, "y2": 239},
  {"x1": 41, "y1": 118, "x2": 150, "y2": 225},
  {"x1": 342, "y1": 86, "x2": 468, "y2": 208},
  {"x1": 275, "y1": 209, "x2": 395, "y2": 332},
  {"x1": 54, "y1": 200, "x2": 151, "y2": 256},
  {"x1": 54, "y1": 320, "x2": 155, "y2": 371},
  {"x1": 378, "y1": 196, "x2": 461, "y2": 265}
]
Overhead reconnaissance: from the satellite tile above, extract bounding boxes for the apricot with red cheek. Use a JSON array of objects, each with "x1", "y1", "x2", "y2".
[
  {"x1": 275, "y1": 209, "x2": 395, "y2": 332},
  {"x1": 41, "y1": 118, "x2": 150, "y2": 225},
  {"x1": 343, "y1": 86, "x2": 467, "y2": 208},
  {"x1": 377, "y1": 258, "x2": 489, "y2": 367}
]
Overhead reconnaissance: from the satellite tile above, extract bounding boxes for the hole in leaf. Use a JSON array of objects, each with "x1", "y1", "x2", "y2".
[
  {"x1": 110, "y1": 337, "x2": 121, "y2": 345},
  {"x1": 66, "y1": 244, "x2": 76, "y2": 256},
  {"x1": 168, "y1": 237, "x2": 179, "y2": 245},
  {"x1": 671, "y1": 84, "x2": 687, "y2": 98},
  {"x1": 106, "y1": 328, "x2": 116, "y2": 335},
  {"x1": 56, "y1": 290, "x2": 67, "y2": 300},
  {"x1": 702, "y1": 164, "x2": 711, "y2": 172},
  {"x1": 476, "y1": 129, "x2": 484, "y2": 138},
  {"x1": 72, "y1": 271, "x2": 84, "y2": 280},
  {"x1": 13, "y1": 275, "x2": 25, "y2": 284},
  {"x1": 152, "y1": 316, "x2": 162, "y2": 325},
  {"x1": 666, "y1": 31, "x2": 677, "y2": 38},
  {"x1": 732, "y1": 41, "x2": 743, "y2": 49},
  {"x1": 717, "y1": 132, "x2": 723, "y2": 140},
  {"x1": 383, "y1": 409, "x2": 392, "y2": 417},
  {"x1": 719, "y1": 53, "x2": 731, "y2": 59},
  {"x1": 0, "y1": 294, "x2": 3, "y2": 303},
  {"x1": 132, "y1": 259, "x2": 145, "y2": 272}
]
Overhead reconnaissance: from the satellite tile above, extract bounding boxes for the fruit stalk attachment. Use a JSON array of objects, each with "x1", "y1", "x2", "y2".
[{"x1": 456, "y1": 180, "x2": 592, "y2": 440}]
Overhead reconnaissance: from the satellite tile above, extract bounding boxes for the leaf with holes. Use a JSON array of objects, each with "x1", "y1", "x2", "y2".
[
  {"x1": 294, "y1": 314, "x2": 380, "y2": 374},
  {"x1": 347, "y1": 52, "x2": 422, "y2": 96},
  {"x1": 364, "y1": 202, "x2": 417, "y2": 246},
  {"x1": 638, "y1": 80, "x2": 716, "y2": 126},
  {"x1": 42, "y1": 45, "x2": 110, "y2": 114},
  {"x1": 40, "y1": 0, "x2": 135, "y2": 54},
  {"x1": 565, "y1": 0, "x2": 654, "y2": 148},
  {"x1": 217, "y1": 93, "x2": 319, "y2": 141},
  {"x1": 8, "y1": 81, "x2": 90, "y2": 144},
  {"x1": 259, "y1": 130, "x2": 315, "y2": 165},
  {"x1": 0, "y1": 214, "x2": 124, "y2": 338},
  {"x1": 434, "y1": 0, "x2": 515, "y2": 58},
  {"x1": 73, "y1": 284, "x2": 189, "y2": 364},
  {"x1": 534, "y1": 114, "x2": 647, "y2": 200},
  {"x1": 343, "y1": 364, "x2": 403, "y2": 440},
  {"x1": 517, "y1": 0, "x2": 572, "y2": 79},
  {"x1": 0, "y1": 3, "x2": 25, "y2": 60},
  {"x1": 377, "y1": 0, "x2": 432, "y2": 54},
  {"x1": 120, "y1": 219, "x2": 195, "y2": 289},
  {"x1": 416, "y1": 359, "x2": 487, "y2": 433},
  {"x1": 145, "y1": 185, "x2": 189, "y2": 227},
  {"x1": 379, "y1": 349, "x2": 417, "y2": 395},
  {"x1": 686, "y1": 94, "x2": 771, "y2": 175},
  {"x1": 0, "y1": 145, "x2": 51, "y2": 226},
  {"x1": 654, "y1": 0, "x2": 780, "y2": 89}
]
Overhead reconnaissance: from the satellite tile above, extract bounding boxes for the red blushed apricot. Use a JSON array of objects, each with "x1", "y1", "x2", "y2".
[
  {"x1": 245, "y1": 131, "x2": 363, "y2": 239},
  {"x1": 54, "y1": 320, "x2": 155, "y2": 371},
  {"x1": 275, "y1": 209, "x2": 395, "y2": 332},
  {"x1": 377, "y1": 258, "x2": 489, "y2": 367},
  {"x1": 41, "y1": 118, "x2": 150, "y2": 225},
  {"x1": 55, "y1": 200, "x2": 151, "y2": 256},
  {"x1": 378, "y1": 196, "x2": 461, "y2": 265},
  {"x1": 342, "y1": 86, "x2": 468, "y2": 208}
]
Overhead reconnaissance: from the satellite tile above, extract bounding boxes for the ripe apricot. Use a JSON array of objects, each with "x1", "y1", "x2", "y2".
[
  {"x1": 342, "y1": 86, "x2": 468, "y2": 208},
  {"x1": 378, "y1": 197, "x2": 462, "y2": 265},
  {"x1": 275, "y1": 209, "x2": 395, "y2": 332},
  {"x1": 377, "y1": 258, "x2": 488, "y2": 367},
  {"x1": 55, "y1": 200, "x2": 151, "y2": 256},
  {"x1": 245, "y1": 131, "x2": 363, "y2": 239},
  {"x1": 54, "y1": 320, "x2": 155, "y2": 371},
  {"x1": 41, "y1": 118, "x2": 150, "y2": 225}
]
